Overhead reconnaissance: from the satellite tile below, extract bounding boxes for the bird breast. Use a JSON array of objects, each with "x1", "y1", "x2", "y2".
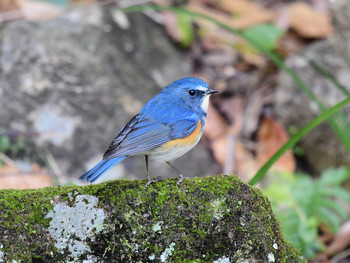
[{"x1": 146, "y1": 120, "x2": 203, "y2": 162}]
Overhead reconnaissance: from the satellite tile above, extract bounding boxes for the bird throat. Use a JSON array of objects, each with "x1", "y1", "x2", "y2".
[{"x1": 201, "y1": 95, "x2": 210, "y2": 113}]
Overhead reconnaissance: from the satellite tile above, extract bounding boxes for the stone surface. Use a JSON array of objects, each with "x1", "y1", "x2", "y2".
[
  {"x1": 0, "y1": 175, "x2": 305, "y2": 262},
  {"x1": 0, "y1": 6, "x2": 217, "y2": 182},
  {"x1": 275, "y1": 0, "x2": 350, "y2": 173}
]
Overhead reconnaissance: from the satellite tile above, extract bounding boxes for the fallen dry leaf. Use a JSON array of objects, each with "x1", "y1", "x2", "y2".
[
  {"x1": 240, "y1": 52, "x2": 267, "y2": 68},
  {"x1": 256, "y1": 117, "x2": 296, "y2": 172},
  {"x1": 204, "y1": 97, "x2": 259, "y2": 181},
  {"x1": 289, "y1": 1, "x2": 333, "y2": 38},
  {"x1": 0, "y1": 0, "x2": 20, "y2": 12},
  {"x1": 233, "y1": 139, "x2": 257, "y2": 181},
  {"x1": 20, "y1": 0, "x2": 63, "y2": 21},
  {"x1": 213, "y1": 0, "x2": 276, "y2": 28},
  {"x1": 187, "y1": 1, "x2": 275, "y2": 30},
  {"x1": 217, "y1": 96, "x2": 246, "y2": 130},
  {"x1": 0, "y1": 163, "x2": 53, "y2": 189},
  {"x1": 210, "y1": 135, "x2": 228, "y2": 167},
  {"x1": 204, "y1": 103, "x2": 228, "y2": 141},
  {"x1": 0, "y1": 0, "x2": 21, "y2": 22},
  {"x1": 197, "y1": 18, "x2": 241, "y2": 51},
  {"x1": 204, "y1": 103, "x2": 230, "y2": 173}
]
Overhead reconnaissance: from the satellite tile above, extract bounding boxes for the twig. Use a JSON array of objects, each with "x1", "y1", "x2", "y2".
[
  {"x1": 0, "y1": 9, "x2": 23, "y2": 23},
  {"x1": 224, "y1": 133, "x2": 235, "y2": 174},
  {"x1": 0, "y1": 152, "x2": 16, "y2": 167},
  {"x1": 0, "y1": 129, "x2": 39, "y2": 137},
  {"x1": 330, "y1": 247, "x2": 350, "y2": 263},
  {"x1": 45, "y1": 150, "x2": 66, "y2": 184}
]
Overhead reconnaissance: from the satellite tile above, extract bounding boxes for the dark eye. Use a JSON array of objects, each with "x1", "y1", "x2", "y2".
[{"x1": 188, "y1": 90, "x2": 196, "y2": 96}]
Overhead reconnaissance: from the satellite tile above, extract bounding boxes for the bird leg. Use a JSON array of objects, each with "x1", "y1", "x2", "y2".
[
  {"x1": 145, "y1": 155, "x2": 162, "y2": 186},
  {"x1": 166, "y1": 161, "x2": 188, "y2": 186}
]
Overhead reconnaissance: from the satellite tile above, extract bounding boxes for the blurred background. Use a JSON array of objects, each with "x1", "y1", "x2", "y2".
[{"x1": 1, "y1": 0, "x2": 350, "y2": 261}]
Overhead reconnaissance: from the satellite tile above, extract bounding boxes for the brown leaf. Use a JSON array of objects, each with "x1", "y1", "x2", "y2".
[
  {"x1": 197, "y1": 19, "x2": 240, "y2": 52},
  {"x1": 257, "y1": 117, "x2": 296, "y2": 172},
  {"x1": 204, "y1": 99, "x2": 259, "y2": 181},
  {"x1": 214, "y1": 0, "x2": 276, "y2": 28},
  {"x1": 20, "y1": 0, "x2": 63, "y2": 21},
  {"x1": 210, "y1": 135, "x2": 228, "y2": 167},
  {"x1": 234, "y1": 139, "x2": 257, "y2": 181},
  {"x1": 0, "y1": 0, "x2": 20, "y2": 12},
  {"x1": 217, "y1": 96, "x2": 246, "y2": 132},
  {"x1": 203, "y1": 103, "x2": 229, "y2": 170},
  {"x1": 241, "y1": 52, "x2": 267, "y2": 68},
  {"x1": 0, "y1": 163, "x2": 53, "y2": 189},
  {"x1": 0, "y1": 0, "x2": 21, "y2": 22},
  {"x1": 289, "y1": 1, "x2": 333, "y2": 38},
  {"x1": 209, "y1": 132, "x2": 257, "y2": 182},
  {"x1": 204, "y1": 103, "x2": 228, "y2": 141},
  {"x1": 187, "y1": 1, "x2": 275, "y2": 30}
]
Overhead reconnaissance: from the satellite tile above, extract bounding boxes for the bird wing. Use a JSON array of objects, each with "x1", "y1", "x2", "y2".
[{"x1": 103, "y1": 113, "x2": 198, "y2": 159}]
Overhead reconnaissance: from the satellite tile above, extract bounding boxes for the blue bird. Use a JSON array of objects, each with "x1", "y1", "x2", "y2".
[{"x1": 79, "y1": 77, "x2": 219, "y2": 186}]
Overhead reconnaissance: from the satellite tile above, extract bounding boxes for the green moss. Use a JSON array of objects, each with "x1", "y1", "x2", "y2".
[{"x1": 0, "y1": 175, "x2": 305, "y2": 262}]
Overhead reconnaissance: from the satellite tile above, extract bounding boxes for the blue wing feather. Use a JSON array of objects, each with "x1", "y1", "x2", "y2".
[
  {"x1": 103, "y1": 107, "x2": 199, "y2": 160},
  {"x1": 79, "y1": 157, "x2": 126, "y2": 182},
  {"x1": 168, "y1": 119, "x2": 198, "y2": 139}
]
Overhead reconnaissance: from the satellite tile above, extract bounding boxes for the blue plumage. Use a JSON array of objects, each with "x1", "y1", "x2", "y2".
[
  {"x1": 79, "y1": 77, "x2": 219, "y2": 185},
  {"x1": 80, "y1": 157, "x2": 126, "y2": 182}
]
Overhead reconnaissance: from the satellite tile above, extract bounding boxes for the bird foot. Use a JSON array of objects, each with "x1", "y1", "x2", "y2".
[
  {"x1": 145, "y1": 176, "x2": 163, "y2": 187},
  {"x1": 176, "y1": 174, "x2": 189, "y2": 186}
]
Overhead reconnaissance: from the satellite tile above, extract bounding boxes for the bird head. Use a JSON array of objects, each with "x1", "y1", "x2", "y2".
[{"x1": 164, "y1": 77, "x2": 219, "y2": 114}]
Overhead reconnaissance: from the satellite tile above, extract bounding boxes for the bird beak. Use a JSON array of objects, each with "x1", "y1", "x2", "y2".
[{"x1": 206, "y1": 89, "x2": 220, "y2": 95}]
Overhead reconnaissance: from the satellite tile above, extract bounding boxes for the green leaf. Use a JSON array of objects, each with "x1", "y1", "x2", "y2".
[
  {"x1": 241, "y1": 24, "x2": 284, "y2": 52},
  {"x1": 298, "y1": 217, "x2": 318, "y2": 243},
  {"x1": 320, "y1": 167, "x2": 350, "y2": 186},
  {"x1": 316, "y1": 206, "x2": 341, "y2": 233},
  {"x1": 177, "y1": 12, "x2": 194, "y2": 47},
  {"x1": 318, "y1": 198, "x2": 348, "y2": 220},
  {"x1": 0, "y1": 136, "x2": 11, "y2": 153},
  {"x1": 292, "y1": 176, "x2": 315, "y2": 205},
  {"x1": 278, "y1": 210, "x2": 299, "y2": 229},
  {"x1": 321, "y1": 187, "x2": 350, "y2": 203},
  {"x1": 301, "y1": 241, "x2": 323, "y2": 260},
  {"x1": 264, "y1": 184, "x2": 292, "y2": 205}
]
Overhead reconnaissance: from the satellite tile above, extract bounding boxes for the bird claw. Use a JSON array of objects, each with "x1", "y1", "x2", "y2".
[
  {"x1": 176, "y1": 174, "x2": 189, "y2": 186},
  {"x1": 145, "y1": 176, "x2": 163, "y2": 187}
]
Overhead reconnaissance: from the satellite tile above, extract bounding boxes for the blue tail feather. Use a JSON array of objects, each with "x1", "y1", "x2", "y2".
[{"x1": 79, "y1": 157, "x2": 126, "y2": 183}]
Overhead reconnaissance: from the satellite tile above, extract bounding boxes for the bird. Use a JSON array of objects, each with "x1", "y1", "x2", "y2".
[{"x1": 79, "y1": 77, "x2": 219, "y2": 186}]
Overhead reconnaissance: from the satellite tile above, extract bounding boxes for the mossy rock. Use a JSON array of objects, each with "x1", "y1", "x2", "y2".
[{"x1": 0, "y1": 175, "x2": 305, "y2": 262}]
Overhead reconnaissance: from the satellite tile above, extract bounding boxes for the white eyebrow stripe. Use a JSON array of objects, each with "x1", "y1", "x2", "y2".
[{"x1": 196, "y1": 86, "x2": 208, "y2": 92}]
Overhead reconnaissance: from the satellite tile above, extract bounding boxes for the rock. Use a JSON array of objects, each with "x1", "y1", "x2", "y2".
[
  {"x1": 0, "y1": 175, "x2": 305, "y2": 262},
  {"x1": 275, "y1": 0, "x2": 350, "y2": 173},
  {"x1": 0, "y1": 6, "x2": 216, "y2": 182}
]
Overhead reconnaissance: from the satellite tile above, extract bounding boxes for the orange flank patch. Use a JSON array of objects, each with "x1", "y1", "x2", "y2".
[{"x1": 163, "y1": 121, "x2": 202, "y2": 149}]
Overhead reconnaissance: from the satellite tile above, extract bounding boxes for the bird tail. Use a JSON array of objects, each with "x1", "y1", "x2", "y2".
[{"x1": 79, "y1": 157, "x2": 126, "y2": 183}]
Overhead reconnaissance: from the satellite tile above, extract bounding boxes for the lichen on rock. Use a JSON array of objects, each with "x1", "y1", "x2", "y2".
[{"x1": 45, "y1": 194, "x2": 106, "y2": 260}]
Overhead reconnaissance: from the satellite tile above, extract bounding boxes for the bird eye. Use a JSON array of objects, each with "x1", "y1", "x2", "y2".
[{"x1": 188, "y1": 90, "x2": 196, "y2": 96}]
